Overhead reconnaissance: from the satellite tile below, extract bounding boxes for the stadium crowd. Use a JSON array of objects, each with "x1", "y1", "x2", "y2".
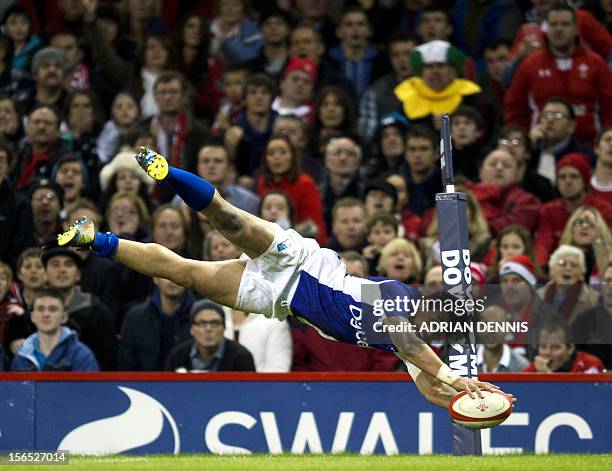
[{"x1": 0, "y1": 0, "x2": 610, "y2": 374}]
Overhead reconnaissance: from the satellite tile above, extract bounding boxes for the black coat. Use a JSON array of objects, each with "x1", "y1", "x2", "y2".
[
  {"x1": 164, "y1": 339, "x2": 256, "y2": 372},
  {"x1": 0, "y1": 179, "x2": 36, "y2": 270},
  {"x1": 118, "y1": 292, "x2": 196, "y2": 371}
]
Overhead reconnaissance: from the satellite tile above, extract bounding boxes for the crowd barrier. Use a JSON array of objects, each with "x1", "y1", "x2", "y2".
[{"x1": 0, "y1": 372, "x2": 610, "y2": 455}]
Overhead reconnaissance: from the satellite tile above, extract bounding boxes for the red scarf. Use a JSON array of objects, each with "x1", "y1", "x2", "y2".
[
  {"x1": 543, "y1": 283, "x2": 583, "y2": 321},
  {"x1": 17, "y1": 148, "x2": 51, "y2": 189}
]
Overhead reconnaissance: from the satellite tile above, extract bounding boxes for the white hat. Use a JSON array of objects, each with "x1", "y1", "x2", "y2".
[{"x1": 99, "y1": 149, "x2": 154, "y2": 193}]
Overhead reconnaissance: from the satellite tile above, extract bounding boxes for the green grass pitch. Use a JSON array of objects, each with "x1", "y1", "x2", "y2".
[{"x1": 12, "y1": 454, "x2": 612, "y2": 471}]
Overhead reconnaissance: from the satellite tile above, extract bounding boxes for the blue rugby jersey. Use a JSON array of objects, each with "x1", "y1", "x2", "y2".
[{"x1": 289, "y1": 249, "x2": 422, "y2": 352}]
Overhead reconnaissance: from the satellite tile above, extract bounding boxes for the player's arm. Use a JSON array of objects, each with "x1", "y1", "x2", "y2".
[
  {"x1": 384, "y1": 316, "x2": 497, "y2": 398},
  {"x1": 404, "y1": 361, "x2": 456, "y2": 408}
]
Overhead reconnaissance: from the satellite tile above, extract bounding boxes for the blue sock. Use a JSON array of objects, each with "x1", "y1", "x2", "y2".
[
  {"x1": 165, "y1": 167, "x2": 216, "y2": 211},
  {"x1": 92, "y1": 232, "x2": 119, "y2": 257}
]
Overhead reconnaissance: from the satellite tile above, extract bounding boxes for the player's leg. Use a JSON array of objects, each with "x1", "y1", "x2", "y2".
[
  {"x1": 136, "y1": 148, "x2": 276, "y2": 258},
  {"x1": 54, "y1": 217, "x2": 247, "y2": 308},
  {"x1": 113, "y1": 238, "x2": 246, "y2": 308}
]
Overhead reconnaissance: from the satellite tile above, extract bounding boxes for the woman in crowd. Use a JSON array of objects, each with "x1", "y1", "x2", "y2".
[
  {"x1": 0, "y1": 95, "x2": 24, "y2": 147},
  {"x1": 105, "y1": 191, "x2": 150, "y2": 242},
  {"x1": 97, "y1": 92, "x2": 141, "y2": 164},
  {"x1": 307, "y1": 86, "x2": 359, "y2": 160},
  {"x1": 258, "y1": 190, "x2": 295, "y2": 230},
  {"x1": 558, "y1": 206, "x2": 612, "y2": 285},
  {"x1": 537, "y1": 245, "x2": 600, "y2": 325},
  {"x1": 257, "y1": 135, "x2": 327, "y2": 244},
  {"x1": 377, "y1": 238, "x2": 423, "y2": 283},
  {"x1": 486, "y1": 224, "x2": 544, "y2": 282}
]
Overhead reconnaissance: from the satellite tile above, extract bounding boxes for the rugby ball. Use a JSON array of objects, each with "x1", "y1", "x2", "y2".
[{"x1": 448, "y1": 390, "x2": 513, "y2": 429}]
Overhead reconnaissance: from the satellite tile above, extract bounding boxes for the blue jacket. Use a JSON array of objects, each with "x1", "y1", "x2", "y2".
[
  {"x1": 11, "y1": 327, "x2": 99, "y2": 372},
  {"x1": 221, "y1": 18, "x2": 263, "y2": 65}
]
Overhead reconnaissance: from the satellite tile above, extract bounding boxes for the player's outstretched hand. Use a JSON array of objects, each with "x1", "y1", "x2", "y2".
[{"x1": 451, "y1": 377, "x2": 502, "y2": 399}]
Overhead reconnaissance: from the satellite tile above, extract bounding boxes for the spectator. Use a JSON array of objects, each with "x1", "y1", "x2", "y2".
[
  {"x1": 176, "y1": 14, "x2": 224, "y2": 121},
  {"x1": 394, "y1": 40, "x2": 481, "y2": 129},
  {"x1": 450, "y1": 105, "x2": 485, "y2": 181},
  {"x1": 14, "y1": 247, "x2": 45, "y2": 309},
  {"x1": 362, "y1": 212, "x2": 398, "y2": 276},
  {"x1": 49, "y1": 30, "x2": 114, "y2": 106},
  {"x1": 42, "y1": 246, "x2": 116, "y2": 370},
  {"x1": 340, "y1": 250, "x2": 369, "y2": 278},
  {"x1": 402, "y1": 125, "x2": 442, "y2": 216},
  {"x1": 591, "y1": 126, "x2": 612, "y2": 201},
  {"x1": 328, "y1": 6, "x2": 386, "y2": 103},
  {"x1": 30, "y1": 178, "x2": 63, "y2": 245},
  {"x1": 496, "y1": 124, "x2": 557, "y2": 203},
  {"x1": 306, "y1": 85, "x2": 358, "y2": 160},
  {"x1": 294, "y1": 0, "x2": 337, "y2": 49},
  {"x1": 524, "y1": 319, "x2": 604, "y2": 373},
  {"x1": 0, "y1": 141, "x2": 35, "y2": 268},
  {"x1": 499, "y1": 255, "x2": 558, "y2": 358},
  {"x1": 96, "y1": 92, "x2": 141, "y2": 164},
  {"x1": 226, "y1": 73, "x2": 277, "y2": 178},
  {"x1": 209, "y1": 0, "x2": 263, "y2": 66},
  {"x1": 538, "y1": 245, "x2": 600, "y2": 325},
  {"x1": 142, "y1": 71, "x2": 210, "y2": 193},
  {"x1": 257, "y1": 135, "x2": 327, "y2": 244},
  {"x1": 476, "y1": 305, "x2": 529, "y2": 373},
  {"x1": 558, "y1": 207, "x2": 612, "y2": 285},
  {"x1": 2, "y1": 5, "x2": 42, "y2": 71},
  {"x1": 510, "y1": 2, "x2": 612, "y2": 63},
  {"x1": 0, "y1": 260, "x2": 22, "y2": 343},
  {"x1": 534, "y1": 154, "x2": 612, "y2": 267},
  {"x1": 423, "y1": 265, "x2": 443, "y2": 294},
  {"x1": 362, "y1": 112, "x2": 409, "y2": 180},
  {"x1": 486, "y1": 224, "x2": 543, "y2": 282},
  {"x1": 195, "y1": 140, "x2": 259, "y2": 215},
  {"x1": 204, "y1": 230, "x2": 242, "y2": 262},
  {"x1": 451, "y1": 0, "x2": 522, "y2": 68},
  {"x1": 105, "y1": 190, "x2": 151, "y2": 241},
  {"x1": 319, "y1": 137, "x2": 363, "y2": 229},
  {"x1": 572, "y1": 262, "x2": 612, "y2": 370},
  {"x1": 467, "y1": 149, "x2": 540, "y2": 235},
  {"x1": 273, "y1": 113, "x2": 324, "y2": 182},
  {"x1": 16, "y1": 47, "x2": 67, "y2": 115},
  {"x1": 61, "y1": 90, "x2": 104, "y2": 200},
  {"x1": 246, "y1": 7, "x2": 291, "y2": 81},
  {"x1": 416, "y1": 5, "x2": 478, "y2": 81},
  {"x1": 327, "y1": 197, "x2": 367, "y2": 253},
  {"x1": 212, "y1": 65, "x2": 247, "y2": 135},
  {"x1": 478, "y1": 39, "x2": 511, "y2": 143},
  {"x1": 151, "y1": 204, "x2": 190, "y2": 256},
  {"x1": 226, "y1": 308, "x2": 292, "y2": 372},
  {"x1": 528, "y1": 98, "x2": 595, "y2": 185},
  {"x1": 98, "y1": 150, "x2": 154, "y2": 216},
  {"x1": 288, "y1": 23, "x2": 354, "y2": 97},
  {"x1": 358, "y1": 32, "x2": 416, "y2": 141},
  {"x1": 258, "y1": 190, "x2": 294, "y2": 230},
  {"x1": 377, "y1": 237, "x2": 422, "y2": 283},
  {"x1": 13, "y1": 105, "x2": 70, "y2": 190},
  {"x1": 505, "y1": 5, "x2": 612, "y2": 147},
  {"x1": 119, "y1": 275, "x2": 196, "y2": 371},
  {"x1": 52, "y1": 154, "x2": 87, "y2": 218},
  {"x1": 165, "y1": 299, "x2": 256, "y2": 372},
  {"x1": 86, "y1": 16, "x2": 176, "y2": 120},
  {"x1": 0, "y1": 96, "x2": 25, "y2": 147},
  {"x1": 363, "y1": 180, "x2": 397, "y2": 219},
  {"x1": 271, "y1": 56, "x2": 317, "y2": 121},
  {"x1": 10, "y1": 289, "x2": 99, "y2": 372}
]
